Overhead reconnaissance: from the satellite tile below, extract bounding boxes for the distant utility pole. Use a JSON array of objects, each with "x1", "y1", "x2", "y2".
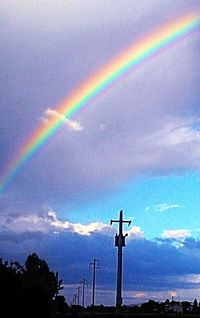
[
  {"x1": 81, "y1": 278, "x2": 88, "y2": 307},
  {"x1": 73, "y1": 293, "x2": 77, "y2": 306},
  {"x1": 90, "y1": 258, "x2": 101, "y2": 306},
  {"x1": 110, "y1": 210, "x2": 131, "y2": 309},
  {"x1": 77, "y1": 286, "x2": 81, "y2": 306}
]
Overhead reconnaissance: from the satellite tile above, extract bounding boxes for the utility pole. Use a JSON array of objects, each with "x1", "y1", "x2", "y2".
[
  {"x1": 73, "y1": 293, "x2": 77, "y2": 306},
  {"x1": 90, "y1": 258, "x2": 100, "y2": 306},
  {"x1": 110, "y1": 210, "x2": 131, "y2": 309},
  {"x1": 77, "y1": 286, "x2": 81, "y2": 306},
  {"x1": 81, "y1": 278, "x2": 88, "y2": 307}
]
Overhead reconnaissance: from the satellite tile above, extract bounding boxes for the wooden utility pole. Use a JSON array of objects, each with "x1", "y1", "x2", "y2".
[
  {"x1": 110, "y1": 210, "x2": 131, "y2": 309},
  {"x1": 81, "y1": 278, "x2": 88, "y2": 307},
  {"x1": 77, "y1": 286, "x2": 81, "y2": 306},
  {"x1": 90, "y1": 258, "x2": 100, "y2": 306},
  {"x1": 73, "y1": 293, "x2": 77, "y2": 306}
]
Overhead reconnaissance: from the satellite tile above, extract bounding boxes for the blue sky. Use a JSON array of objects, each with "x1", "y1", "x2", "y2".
[
  {"x1": 55, "y1": 173, "x2": 200, "y2": 240},
  {"x1": 1, "y1": 0, "x2": 200, "y2": 306}
]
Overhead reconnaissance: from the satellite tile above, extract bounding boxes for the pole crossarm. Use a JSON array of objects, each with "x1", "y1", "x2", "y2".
[
  {"x1": 110, "y1": 219, "x2": 131, "y2": 225},
  {"x1": 110, "y1": 210, "x2": 131, "y2": 226},
  {"x1": 89, "y1": 258, "x2": 100, "y2": 269}
]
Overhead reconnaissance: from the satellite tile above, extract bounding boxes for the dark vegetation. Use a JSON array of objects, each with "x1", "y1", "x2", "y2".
[
  {"x1": 0, "y1": 253, "x2": 68, "y2": 317},
  {"x1": 1, "y1": 253, "x2": 200, "y2": 317}
]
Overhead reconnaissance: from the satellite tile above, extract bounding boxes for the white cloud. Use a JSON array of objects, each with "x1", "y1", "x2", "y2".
[
  {"x1": 185, "y1": 274, "x2": 200, "y2": 284},
  {"x1": 50, "y1": 211, "x2": 144, "y2": 239},
  {"x1": 0, "y1": 213, "x2": 51, "y2": 233},
  {"x1": 68, "y1": 116, "x2": 200, "y2": 189},
  {"x1": 133, "y1": 291, "x2": 146, "y2": 299},
  {"x1": 125, "y1": 290, "x2": 177, "y2": 304},
  {"x1": 162, "y1": 229, "x2": 191, "y2": 240},
  {"x1": 156, "y1": 122, "x2": 200, "y2": 147},
  {"x1": 41, "y1": 108, "x2": 83, "y2": 131},
  {"x1": 127, "y1": 226, "x2": 144, "y2": 240},
  {"x1": 0, "y1": 209, "x2": 145, "y2": 240},
  {"x1": 48, "y1": 210, "x2": 114, "y2": 235},
  {"x1": 155, "y1": 204, "x2": 182, "y2": 212},
  {"x1": 49, "y1": 210, "x2": 112, "y2": 236},
  {"x1": 0, "y1": 209, "x2": 113, "y2": 236},
  {"x1": 126, "y1": 288, "x2": 200, "y2": 304},
  {"x1": 145, "y1": 203, "x2": 183, "y2": 212}
]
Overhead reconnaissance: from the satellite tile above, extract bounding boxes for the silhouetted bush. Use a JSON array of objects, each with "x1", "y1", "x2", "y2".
[{"x1": 53, "y1": 295, "x2": 69, "y2": 313}]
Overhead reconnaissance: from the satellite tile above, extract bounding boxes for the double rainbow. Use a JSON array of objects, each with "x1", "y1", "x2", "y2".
[{"x1": 1, "y1": 12, "x2": 200, "y2": 191}]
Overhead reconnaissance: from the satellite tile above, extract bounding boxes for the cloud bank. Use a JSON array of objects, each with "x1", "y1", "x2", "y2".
[{"x1": 1, "y1": 210, "x2": 200, "y2": 305}]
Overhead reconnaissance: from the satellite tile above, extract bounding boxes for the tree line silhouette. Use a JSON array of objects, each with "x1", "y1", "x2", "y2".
[
  {"x1": 2, "y1": 252, "x2": 200, "y2": 317},
  {"x1": 0, "y1": 253, "x2": 68, "y2": 318}
]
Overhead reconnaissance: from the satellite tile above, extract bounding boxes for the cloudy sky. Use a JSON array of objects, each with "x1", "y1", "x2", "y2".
[{"x1": 1, "y1": 0, "x2": 200, "y2": 306}]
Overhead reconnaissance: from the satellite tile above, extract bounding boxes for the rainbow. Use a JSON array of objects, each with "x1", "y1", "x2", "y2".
[{"x1": 1, "y1": 12, "x2": 200, "y2": 191}]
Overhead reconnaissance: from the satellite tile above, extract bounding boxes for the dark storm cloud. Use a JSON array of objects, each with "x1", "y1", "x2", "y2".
[
  {"x1": 182, "y1": 237, "x2": 200, "y2": 249},
  {"x1": 1, "y1": 228, "x2": 200, "y2": 293},
  {"x1": 0, "y1": 230, "x2": 44, "y2": 243},
  {"x1": 124, "y1": 239, "x2": 200, "y2": 290}
]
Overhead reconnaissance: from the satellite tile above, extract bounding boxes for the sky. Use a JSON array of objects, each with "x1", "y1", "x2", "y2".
[{"x1": 1, "y1": 0, "x2": 200, "y2": 307}]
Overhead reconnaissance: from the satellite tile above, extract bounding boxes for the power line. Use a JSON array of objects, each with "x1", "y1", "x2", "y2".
[{"x1": 94, "y1": 224, "x2": 113, "y2": 260}]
